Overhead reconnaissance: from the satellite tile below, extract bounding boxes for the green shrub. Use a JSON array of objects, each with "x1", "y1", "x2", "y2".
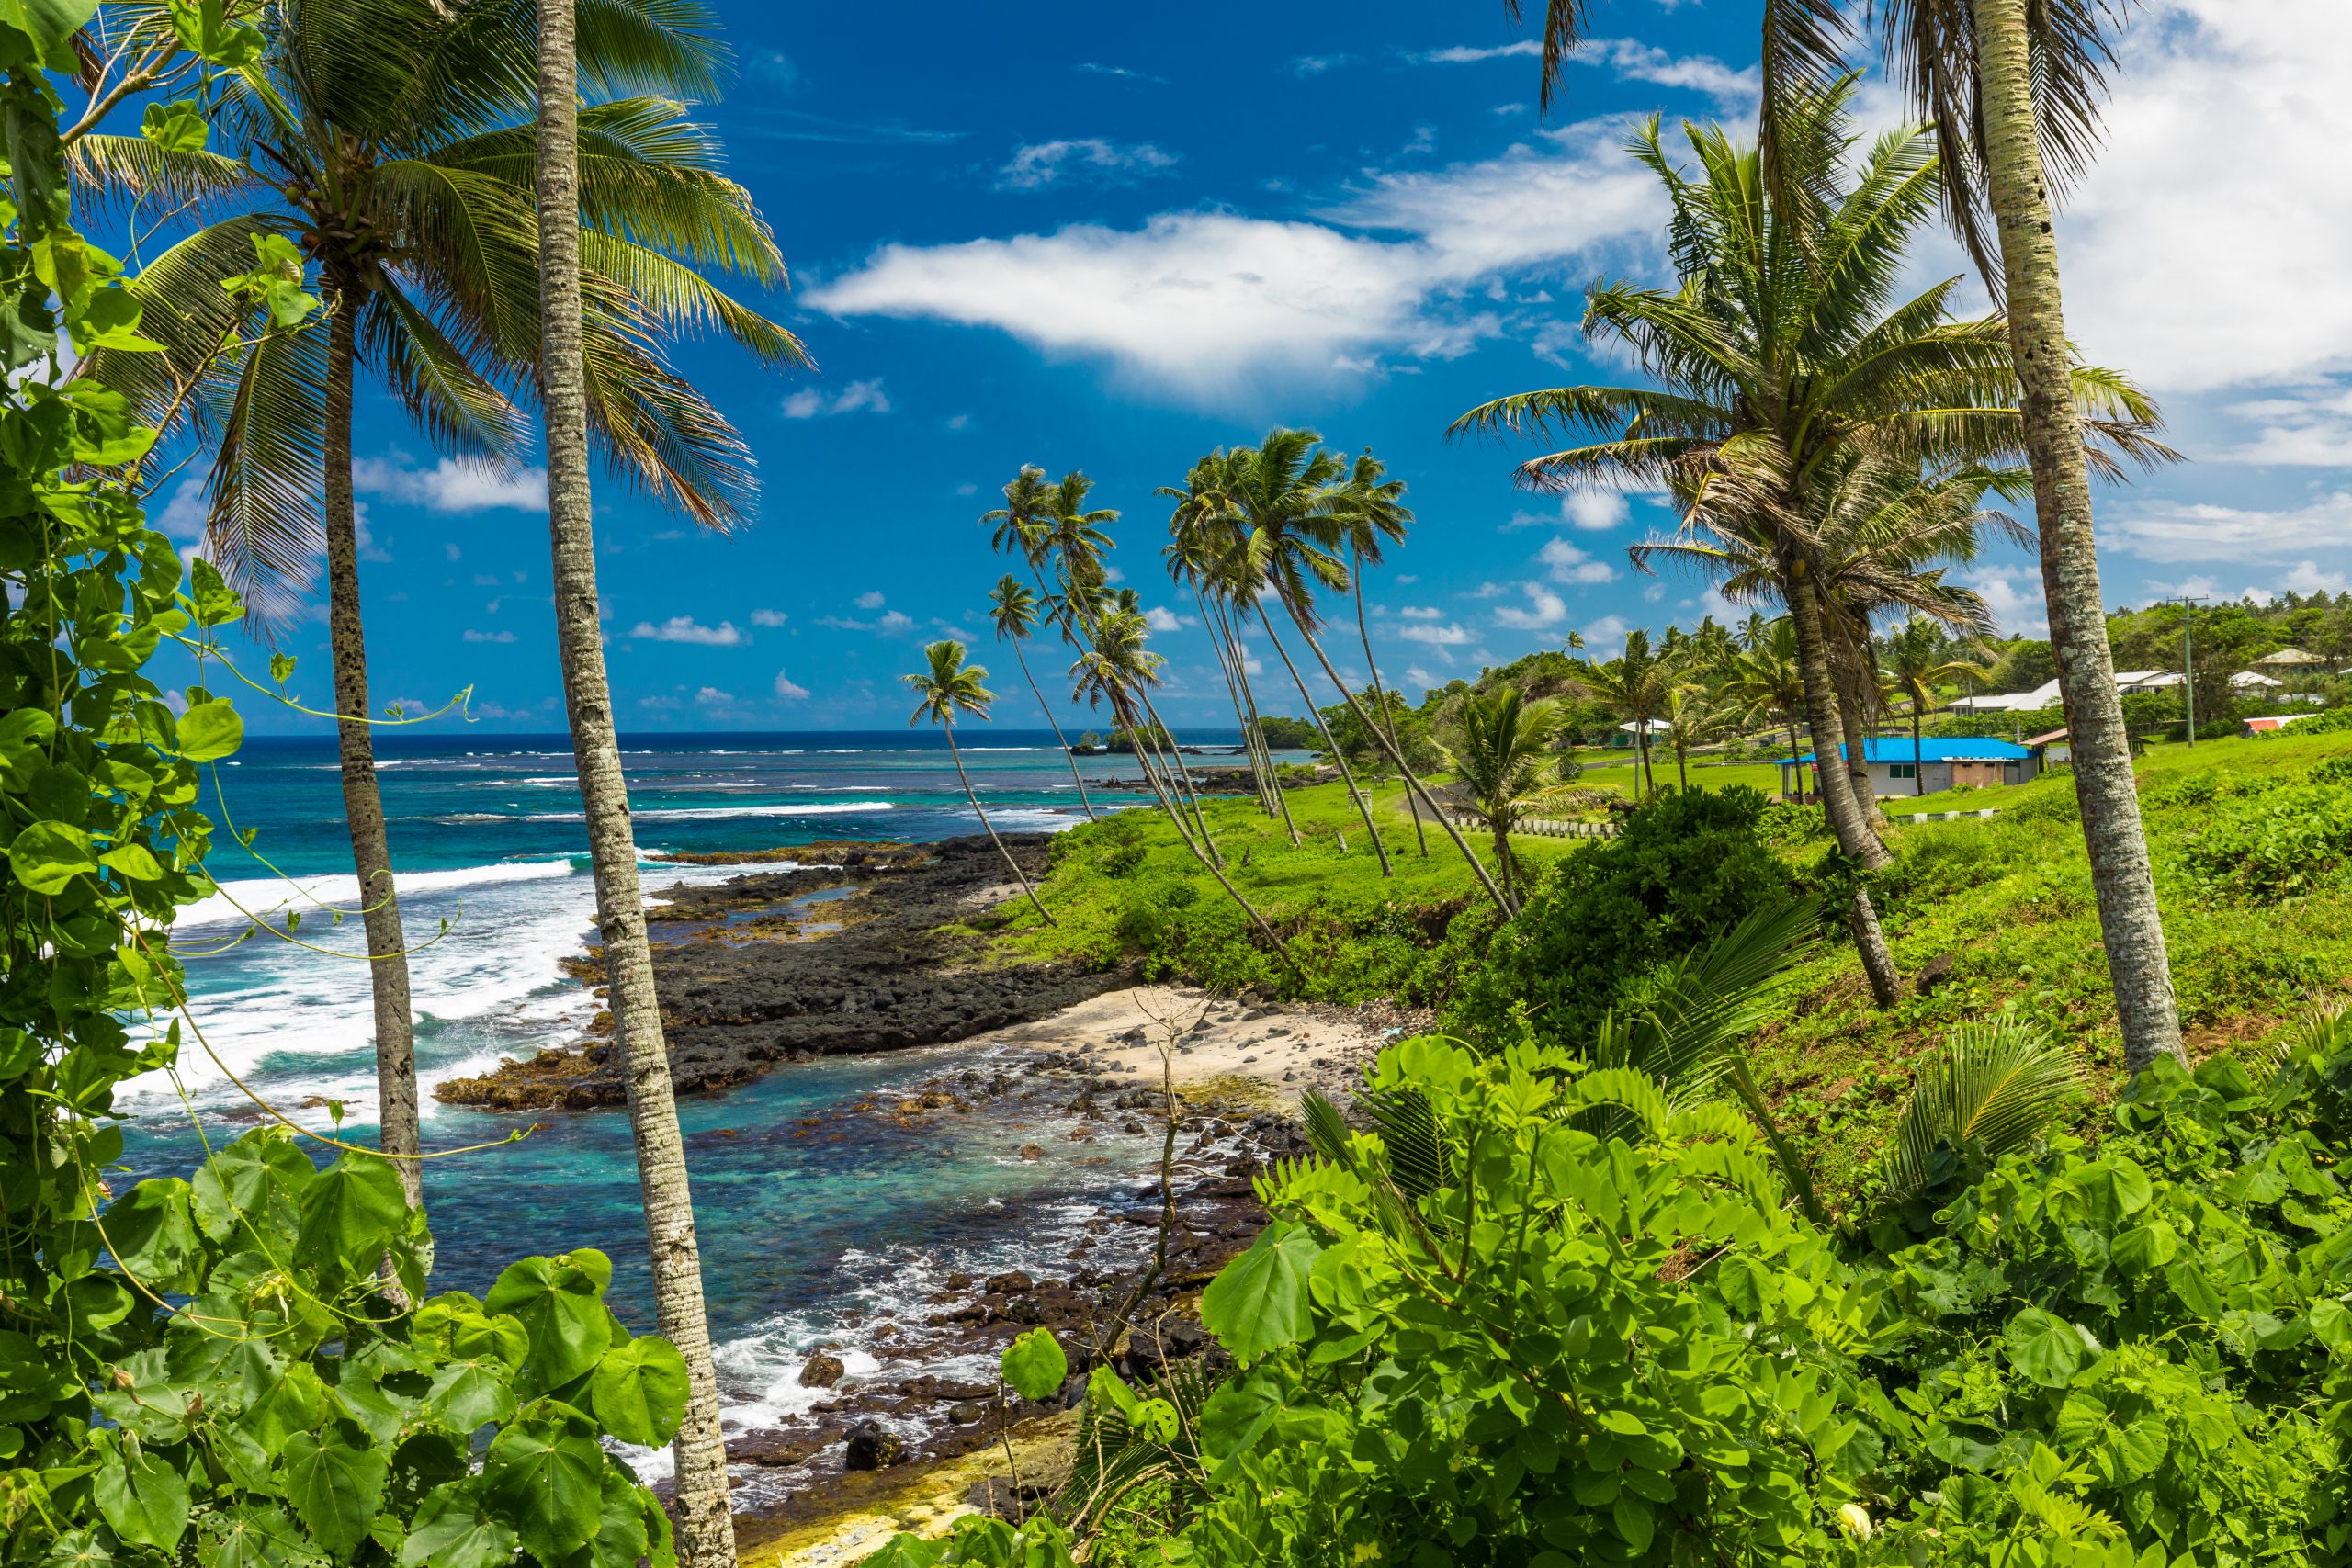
[
  {"x1": 1443, "y1": 786, "x2": 1793, "y2": 1049},
  {"x1": 2180, "y1": 782, "x2": 2352, "y2": 898}
]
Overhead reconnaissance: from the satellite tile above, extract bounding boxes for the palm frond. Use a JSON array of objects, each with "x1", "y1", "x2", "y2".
[{"x1": 1871, "y1": 1010, "x2": 2082, "y2": 1219}]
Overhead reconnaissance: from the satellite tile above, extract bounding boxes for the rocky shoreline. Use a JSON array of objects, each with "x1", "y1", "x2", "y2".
[
  {"x1": 436, "y1": 833, "x2": 1120, "y2": 1111},
  {"x1": 723, "y1": 1054, "x2": 1312, "y2": 1556}
]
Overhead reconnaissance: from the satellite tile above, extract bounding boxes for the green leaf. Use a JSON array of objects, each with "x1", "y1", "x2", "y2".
[
  {"x1": 1001, "y1": 1327, "x2": 1068, "y2": 1404},
  {"x1": 10, "y1": 818, "x2": 95, "y2": 893},
  {"x1": 423, "y1": 1362, "x2": 516, "y2": 1434},
  {"x1": 175, "y1": 698, "x2": 243, "y2": 762},
  {"x1": 198, "y1": 1504, "x2": 319, "y2": 1568},
  {"x1": 296, "y1": 1153, "x2": 408, "y2": 1273},
  {"x1": 484, "y1": 1257, "x2": 609, "y2": 1393},
  {"x1": 139, "y1": 101, "x2": 209, "y2": 155},
  {"x1": 102, "y1": 1178, "x2": 199, "y2": 1292},
  {"x1": 481, "y1": 1410, "x2": 605, "y2": 1562},
  {"x1": 400, "y1": 1481, "x2": 517, "y2": 1568},
  {"x1": 99, "y1": 843, "x2": 165, "y2": 882},
  {"x1": 2005, "y1": 1306, "x2": 2091, "y2": 1388},
  {"x1": 588, "y1": 1337, "x2": 689, "y2": 1447},
  {"x1": 95, "y1": 1445, "x2": 190, "y2": 1550},
  {"x1": 281, "y1": 1431, "x2": 389, "y2": 1559},
  {"x1": 576, "y1": 1466, "x2": 650, "y2": 1568},
  {"x1": 1200, "y1": 1222, "x2": 1324, "y2": 1365}
]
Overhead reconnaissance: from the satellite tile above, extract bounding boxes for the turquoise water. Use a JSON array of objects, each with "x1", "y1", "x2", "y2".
[{"x1": 119, "y1": 730, "x2": 1261, "y2": 1482}]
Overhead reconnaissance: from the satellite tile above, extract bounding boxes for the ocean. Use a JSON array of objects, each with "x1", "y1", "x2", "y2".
[{"x1": 122, "y1": 728, "x2": 1261, "y2": 1491}]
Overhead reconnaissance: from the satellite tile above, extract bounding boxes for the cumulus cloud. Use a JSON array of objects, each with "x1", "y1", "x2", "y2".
[
  {"x1": 462, "y1": 628, "x2": 516, "y2": 644},
  {"x1": 774, "y1": 669, "x2": 811, "y2": 700},
  {"x1": 782, "y1": 378, "x2": 892, "y2": 419},
  {"x1": 695, "y1": 686, "x2": 734, "y2": 705},
  {"x1": 854, "y1": 590, "x2": 888, "y2": 610},
  {"x1": 1399, "y1": 621, "x2": 1473, "y2": 646},
  {"x1": 1505, "y1": 490, "x2": 1634, "y2": 531},
  {"x1": 819, "y1": 610, "x2": 917, "y2": 634},
  {"x1": 2106, "y1": 491, "x2": 2352, "y2": 563},
  {"x1": 155, "y1": 479, "x2": 207, "y2": 540},
  {"x1": 997, "y1": 139, "x2": 1178, "y2": 191},
  {"x1": 1399, "y1": 604, "x2": 1443, "y2": 618},
  {"x1": 629, "y1": 615, "x2": 746, "y2": 646},
  {"x1": 1413, "y1": 37, "x2": 1755, "y2": 103},
  {"x1": 354, "y1": 454, "x2": 548, "y2": 512},
  {"x1": 1540, "y1": 537, "x2": 1615, "y2": 584},
  {"x1": 1582, "y1": 614, "x2": 1632, "y2": 648},
  {"x1": 751, "y1": 608, "x2": 789, "y2": 626},
  {"x1": 1491, "y1": 584, "x2": 1570, "y2": 629},
  {"x1": 1143, "y1": 605, "x2": 1196, "y2": 632},
  {"x1": 808, "y1": 122, "x2": 1662, "y2": 395},
  {"x1": 1965, "y1": 568, "x2": 2051, "y2": 638}
]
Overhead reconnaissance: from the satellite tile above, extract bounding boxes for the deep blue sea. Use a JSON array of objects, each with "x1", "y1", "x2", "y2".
[{"x1": 121, "y1": 728, "x2": 1267, "y2": 1488}]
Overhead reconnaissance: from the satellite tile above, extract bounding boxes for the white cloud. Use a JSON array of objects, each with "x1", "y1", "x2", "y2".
[
  {"x1": 1583, "y1": 614, "x2": 1632, "y2": 648},
  {"x1": 156, "y1": 479, "x2": 206, "y2": 540},
  {"x1": 774, "y1": 669, "x2": 811, "y2": 701},
  {"x1": 1143, "y1": 605, "x2": 1196, "y2": 632},
  {"x1": 462, "y1": 628, "x2": 516, "y2": 644},
  {"x1": 1291, "y1": 52, "x2": 1359, "y2": 74},
  {"x1": 782, "y1": 378, "x2": 892, "y2": 419},
  {"x1": 946, "y1": 412, "x2": 970, "y2": 431},
  {"x1": 1399, "y1": 604, "x2": 1443, "y2": 619},
  {"x1": 2107, "y1": 491, "x2": 2352, "y2": 563},
  {"x1": 2144, "y1": 560, "x2": 2350, "y2": 603},
  {"x1": 751, "y1": 608, "x2": 789, "y2": 626},
  {"x1": 2217, "y1": 389, "x2": 2352, "y2": 466},
  {"x1": 354, "y1": 454, "x2": 548, "y2": 512},
  {"x1": 1966, "y1": 568, "x2": 2051, "y2": 639},
  {"x1": 1540, "y1": 537, "x2": 1615, "y2": 584},
  {"x1": 1492, "y1": 583, "x2": 1570, "y2": 629},
  {"x1": 629, "y1": 615, "x2": 746, "y2": 646},
  {"x1": 1414, "y1": 37, "x2": 1755, "y2": 103},
  {"x1": 695, "y1": 686, "x2": 733, "y2": 706},
  {"x1": 1404, "y1": 664, "x2": 1443, "y2": 690},
  {"x1": 854, "y1": 590, "x2": 888, "y2": 609},
  {"x1": 1399, "y1": 621, "x2": 1473, "y2": 646},
  {"x1": 818, "y1": 610, "x2": 917, "y2": 634},
  {"x1": 997, "y1": 139, "x2": 1178, "y2": 191},
  {"x1": 444, "y1": 542, "x2": 461, "y2": 562},
  {"x1": 808, "y1": 123, "x2": 1662, "y2": 395}
]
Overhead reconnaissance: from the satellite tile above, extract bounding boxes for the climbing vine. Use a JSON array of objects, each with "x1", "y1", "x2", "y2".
[{"x1": 0, "y1": 7, "x2": 683, "y2": 1565}]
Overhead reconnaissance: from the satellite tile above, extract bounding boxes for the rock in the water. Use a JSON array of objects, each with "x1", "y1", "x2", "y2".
[
  {"x1": 844, "y1": 1420, "x2": 904, "y2": 1471},
  {"x1": 946, "y1": 1401, "x2": 988, "y2": 1424},
  {"x1": 1017, "y1": 1143, "x2": 1045, "y2": 1160},
  {"x1": 983, "y1": 1269, "x2": 1034, "y2": 1294},
  {"x1": 797, "y1": 1352, "x2": 845, "y2": 1389}
]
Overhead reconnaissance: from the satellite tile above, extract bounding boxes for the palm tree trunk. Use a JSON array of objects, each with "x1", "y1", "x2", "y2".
[
  {"x1": 1108, "y1": 685, "x2": 1303, "y2": 984},
  {"x1": 1786, "y1": 717, "x2": 1805, "y2": 800},
  {"x1": 1202, "y1": 591, "x2": 1277, "y2": 818},
  {"x1": 1353, "y1": 548, "x2": 1428, "y2": 856},
  {"x1": 944, "y1": 723, "x2": 1054, "y2": 924},
  {"x1": 1786, "y1": 565, "x2": 1902, "y2": 1008},
  {"x1": 1973, "y1": 0, "x2": 2183, "y2": 1072},
  {"x1": 1676, "y1": 738, "x2": 1689, "y2": 791},
  {"x1": 536, "y1": 12, "x2": 734, "y2": 1565},
  {"x1": 1830, "y1": 637, "x2": 1886, "y2": 839},
  {"x1": 1137, "y1": 692, "x2": 1220, "y2": 865},
  {"x1": 1493, "y1": 817, "x2": 1517, "y2": 912},
  {"x1": 1281, "y1": 607, "x2": 1514, "y2": 914},
  {"x1": 1224, "y1": 611, "x2": 1300, "y2": 844},
  {"x1": 1912, "y1": 704, "x2": 1925, "y2": 795},
  {"x1": 1009, "y1": 637, "x2": 1095, "y2": 822},
  {"x1": 321, "y1": 273, "x2": 424, "y2": 1272},
  {"x1": 1261, "y1": 610, "x2": 1392, "y2": 875}
]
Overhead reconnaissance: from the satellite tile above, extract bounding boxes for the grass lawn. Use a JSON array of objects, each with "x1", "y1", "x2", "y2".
[{"x1": 984, "y1": 724, "x2": 2352, "y2": 1207}]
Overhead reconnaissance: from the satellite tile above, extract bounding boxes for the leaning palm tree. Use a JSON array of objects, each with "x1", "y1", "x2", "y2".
[
  {"x1": 77, "y1": 0, "x2": 798, "y2": 1292},
  {"x1": 1576, "y1": 630, "x2": 1681, "y2": 801},
  {"x1": 1660, "y1": 682, "x2": 1727, "y2": 792},
  {"x1": 1452, "y1": 85, "x2": 2168, "y2": 1008},
  {"x1": 522, "y1": 5, "x2": 792, "y2": 1557},
  {"x1": 1439, "y1": 686, "x2": 1574, "y2": 913},
  {"x1": 1334, "y1": 449, "x2": 1428, "y2": 856},
  {"x1": 1882, "y1": 616, "x2": 1992, "y2": 766},
  {"x1": 1720, "y1": 619, "x2": 1812, "y2": 800},
  {"x1": 906, "y1": 641, "x2": 1054, "y2": 926},
  {"x1": 1496, "y1": 0, "x2": 2188, "y2": 1073},
  {"x1": 989, "y1": 574, "x2": 1097, "y2": 821}
]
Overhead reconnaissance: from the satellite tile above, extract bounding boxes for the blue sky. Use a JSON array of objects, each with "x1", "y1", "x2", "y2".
[{"x1": 164, "y1": 0, "x2": 2352, "y2": 732}]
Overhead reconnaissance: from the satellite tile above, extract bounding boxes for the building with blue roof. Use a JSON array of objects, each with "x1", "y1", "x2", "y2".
[{"x1": 1771, "y1": 738, "x2": 2038, "y2": 799}]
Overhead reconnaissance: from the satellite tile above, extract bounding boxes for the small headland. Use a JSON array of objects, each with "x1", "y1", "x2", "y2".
[{"x1": 435, "y1": 833, "x2": 1119, "y2": 1111}]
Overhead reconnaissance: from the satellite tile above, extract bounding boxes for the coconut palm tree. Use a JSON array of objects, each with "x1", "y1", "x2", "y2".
[
  {"x1": 77, "y1": 0, "x2": 796, "y2": 1269},
  {"x1": 906, "y1": 641, "x2": 1054, "y2": 925},
  {"x1": 524, "y1": 4, "x2": 788, "y2": 1560},
  {"x1": 1660, "y1": 682, "x2": 1726, "y2": 792},
  {"x1": 1439, "y1": 686, "x2": 1574, "y2": 913},
  {"x1": 1498, "y1": 0, "x2": 2189, "y2": 1073},
  {"x1": 1882, "y1": 615, "x2": 1992, "y2": 765},
  {"x1": 1333, "y1": 449, "x2": 1429, "y2": 855},
  {"x1": 1453, "y1": 85, "x2": 2167, "y2": 1007},
  {"x1": 989, "y1": 574, "x2": 1096, "y2": 821},
  {"x1": 1576, "y1": 629, "x2": 1679, "y2": 800},
  {"x1": 1721, "y1": 619, "x2": 1812, "y2": 800}
]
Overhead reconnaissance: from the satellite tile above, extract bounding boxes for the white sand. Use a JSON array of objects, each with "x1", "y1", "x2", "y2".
[{"x1": 956, "y1": 983, "x2": 1389, "y2": 1102}]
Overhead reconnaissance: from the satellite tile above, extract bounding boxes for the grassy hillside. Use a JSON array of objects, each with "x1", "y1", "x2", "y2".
[{"x1": 988, "y1": 727, "x2": 2352, "y2": 1205}]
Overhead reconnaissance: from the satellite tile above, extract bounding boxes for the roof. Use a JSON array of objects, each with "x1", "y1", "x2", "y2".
[
  {"x1": 1772, "y1": 738, "x2": 2031, "y2": 765},
  {"x1": 2255, "y1": 647, "x2": 2325, "y2": 666},
  {"x1": 2232, "y1": 671, "x2": 2284, "y2": 688},
  {"x1": 2244, "y1": 713, "x2": 2321, "y2": 732},
  {"x1": 2024, "y1": 728, "x2": 2069, "y2": 747}
]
